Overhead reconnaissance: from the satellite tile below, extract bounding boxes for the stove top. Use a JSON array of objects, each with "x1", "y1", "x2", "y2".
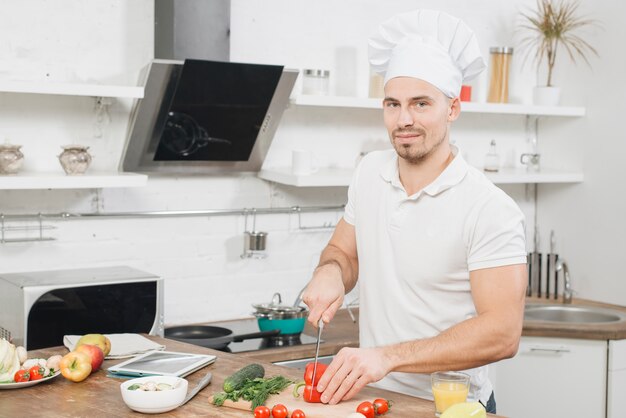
[{"x1": 210, "y1": 318, "x2": 320, "y2": 353}]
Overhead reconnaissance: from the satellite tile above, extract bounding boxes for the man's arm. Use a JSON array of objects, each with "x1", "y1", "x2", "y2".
[
  {"x1": 302, "y1": 218, "x2": 359, "y2": 326},
  {"x1": 317, "y1": 263, "x2": 527, "y2": 404}
]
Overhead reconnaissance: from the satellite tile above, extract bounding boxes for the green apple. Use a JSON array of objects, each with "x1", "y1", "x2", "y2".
[
  {"x1": 75, "y1": 344, "x2": 104, "y2": 372},
  {"x1": 59, "y1": 351, "x2": 92, "y2": 382},
  {"x1": 76, "y1": 334, "x2": 111, "y2": 357}
]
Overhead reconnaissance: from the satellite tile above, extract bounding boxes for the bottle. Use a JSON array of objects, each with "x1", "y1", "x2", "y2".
[
  {"x1": 484, "y1": 140, "x2": 500, "y2": 172},
  {"x1": 302, "y1": 69, "x2": 330, "y2": 95},
  {"x1": 487, "y1": 47, "x2": 513, "y2": 103}
]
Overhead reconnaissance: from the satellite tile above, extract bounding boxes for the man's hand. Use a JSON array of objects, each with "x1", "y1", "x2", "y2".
[
  {"x1": 302, "y1": 263, "x2": 345, "y2": 326},
  {"x1": 316, "y1": 347, "x2": 392, "y2": 405}
]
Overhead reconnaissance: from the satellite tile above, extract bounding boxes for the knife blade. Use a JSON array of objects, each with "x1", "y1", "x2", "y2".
[
  {"x1": 310, "y1": 318, "x2": 324, "y2": 395},
  {"x1": 181, "y1": 371, "x2": 212, "y2": 406}
]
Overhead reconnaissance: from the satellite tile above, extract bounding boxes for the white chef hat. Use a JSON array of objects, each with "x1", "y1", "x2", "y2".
[{"x1": 369, "y1": 9, "x2": 486, "y2": 98}]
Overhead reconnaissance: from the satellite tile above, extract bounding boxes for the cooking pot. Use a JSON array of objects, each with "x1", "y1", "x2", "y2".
[
  {"x1": 164, "y1": 325, "x2": 280, "y2": 350},
  {"x1": 252, "y1": 293, "x2": 308, "y2": 335}
]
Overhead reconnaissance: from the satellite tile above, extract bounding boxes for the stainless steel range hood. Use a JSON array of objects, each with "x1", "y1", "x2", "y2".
[{"x1": 122, "y1": 59, "x2": 298, "y2": 174}]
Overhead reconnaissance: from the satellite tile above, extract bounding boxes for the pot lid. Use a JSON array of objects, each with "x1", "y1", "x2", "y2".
[{"x1": 252, "y1": 292, "x2": 307, "y2": 314}]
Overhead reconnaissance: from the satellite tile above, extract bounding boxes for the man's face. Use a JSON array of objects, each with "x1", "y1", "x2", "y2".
[{"x1": 383, "y1": 77, "x2": 457, "y2": 164}]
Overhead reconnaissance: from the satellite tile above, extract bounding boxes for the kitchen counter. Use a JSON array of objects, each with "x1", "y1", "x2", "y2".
[
  {"x1": 218, "y1": 297, "x2": 626, "y2": 365},
  {"x1": 1, "y1": 336, "x2": 503, "y2": 417},
  {"x1": 523, "y1": 297, "x2": 626, "y2": 340}
]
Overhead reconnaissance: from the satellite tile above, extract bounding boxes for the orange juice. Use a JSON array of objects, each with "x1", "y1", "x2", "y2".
[{"x1": 432, "y1": 381, "x2": 469, "y2": 414}]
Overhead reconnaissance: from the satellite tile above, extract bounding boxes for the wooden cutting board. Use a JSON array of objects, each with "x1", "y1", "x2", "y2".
[{"x1": 209, "y1": 384, "x2": 397, "y2": 418}]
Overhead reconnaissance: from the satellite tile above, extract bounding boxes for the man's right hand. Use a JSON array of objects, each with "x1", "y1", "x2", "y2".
[{"x1": 302, "y1": 262, "x2": 346, "y2": 327}]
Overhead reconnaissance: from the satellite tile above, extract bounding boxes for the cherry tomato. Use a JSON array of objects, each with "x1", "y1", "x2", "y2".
[
  {"x1": 28, "y1": 366, "x2": 45, "y2": 381},
  {"x1": 291, "y1": 409, "x2": 306, "y2": 418},
  {"x1": 271, "y1": 404, "x2": 289, "y2": 418},
  {"x1": 13, "y1": 369, "x2": 30, "y2": 383},
  {"x1": 253, "y1": 406, "x2": 271, "y2": 418},
  {"x1": 356, "y1": 401, "x2": 375, "y2": 418},
  {"x1": 373, "y1": 398, "x2": 392, "y2": 415}
]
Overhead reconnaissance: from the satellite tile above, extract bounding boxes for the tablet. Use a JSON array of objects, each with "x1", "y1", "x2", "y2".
[{"x1": 107, "y1": 350, "x2": 216, "y2": 377}]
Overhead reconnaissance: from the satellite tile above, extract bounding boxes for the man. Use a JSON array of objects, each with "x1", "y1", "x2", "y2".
[{"x1": 301, "y1": 10, "x2": 527, "y2": 414}]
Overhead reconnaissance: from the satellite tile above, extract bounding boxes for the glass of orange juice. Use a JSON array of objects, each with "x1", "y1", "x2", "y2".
[{"x1": 431, "y1": 371, "x2": 470, "y2": 416}]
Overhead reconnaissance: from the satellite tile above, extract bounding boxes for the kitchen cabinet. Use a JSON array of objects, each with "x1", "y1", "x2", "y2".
[
  {"x1": 608, "y1": 339, "x2": 626, "y2": 418},
  {"x1": 494, "y1": 336, "x2": 607, "y2": 418},
  {"x1": 0, "y1": 81, "x2": 147, "y2": 190},
  {"x1": 258, "y1": 94, "x2": 586, "y2": 187}
]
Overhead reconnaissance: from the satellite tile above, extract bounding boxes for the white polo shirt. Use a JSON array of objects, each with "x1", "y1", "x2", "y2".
[{"x1": 344, "y1": 146, "x2": 527, "y2": 404}]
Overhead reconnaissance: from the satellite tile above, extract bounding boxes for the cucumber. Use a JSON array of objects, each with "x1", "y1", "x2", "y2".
[{"x1": 222, "y1": 363, "x2": 265, "y2": 393}]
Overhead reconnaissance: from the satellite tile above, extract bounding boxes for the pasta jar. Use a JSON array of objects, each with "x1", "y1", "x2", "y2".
[
  {"x1": 487, "y1": 47, "x2": 513, "y2": 103},
  {"x1": 302, "y1": 69, "x2": 330, "y2": 95}
]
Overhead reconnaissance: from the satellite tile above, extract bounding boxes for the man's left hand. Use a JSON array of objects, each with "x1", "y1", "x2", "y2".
[{"x1": 316, "y1": 346, "x2": 391, "y2": 404}]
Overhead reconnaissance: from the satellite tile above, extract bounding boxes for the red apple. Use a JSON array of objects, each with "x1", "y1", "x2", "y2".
[
  {"x1": 59, "y1": 351, "x2": 92, "y2": 382},
  {"x1": 75, "y1": 344, "x2": 104, "y2": 372}
]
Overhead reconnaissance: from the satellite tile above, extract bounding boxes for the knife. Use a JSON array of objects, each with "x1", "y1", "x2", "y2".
[
  {"x1": 181, "y1": 371, "x2": 212, "y2": 406},
  {"x1": 310, "y1": 318, "x2": 324, "y2": 396}
]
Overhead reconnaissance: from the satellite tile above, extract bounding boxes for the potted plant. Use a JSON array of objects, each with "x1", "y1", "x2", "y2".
[{"x1": 519, "y1": 0, "x2": 598, "y2": 105}]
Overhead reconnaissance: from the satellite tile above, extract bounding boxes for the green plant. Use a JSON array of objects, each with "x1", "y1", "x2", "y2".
[{"x1": 519, "y1": 0, "x2": 598, "y2": 86}]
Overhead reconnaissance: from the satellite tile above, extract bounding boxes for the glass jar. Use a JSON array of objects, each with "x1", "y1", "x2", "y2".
[
  {"x1": 0, "y1": 144, "x2": 24, "y2": 175},
  {"x1": 487, "y1": 47, "x2": 513, "y2": 103},
  {"x1": 484, "y1": 140, "x2": 500, "y2": 172},
  {"x1": 58, "y1": 145, "x2": 92, "y2": 175},
  {"x1": 302, "y1": 69, "x2": 330, "y2": 95}
]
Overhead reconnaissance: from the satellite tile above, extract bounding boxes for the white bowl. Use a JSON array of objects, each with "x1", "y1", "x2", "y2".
[{"x1": 120, "y1": 376, "x2": 188, "y2": 414}]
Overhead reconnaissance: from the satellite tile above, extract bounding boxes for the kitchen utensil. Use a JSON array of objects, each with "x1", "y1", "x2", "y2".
[
  {"x1": 164, "y1": 325, "x2": 280, "y2": 350},
  {"x1": 310, "y1": 318, "x2": 324, "y2": 396},
  {"x1": 528, "y1": 227, "x2": 542, "y2": 297},
  {"x1": 252, "y1": 293, "x2": 308, "y2": 335},
  {"x1": 547, "y1": 230, "x2": 558, "y2": 299},
  {"x1": 181, "y1": 371, "x2": 212, "y2": 406},
  {"x1": 241, "y1": 209, "x2": 268, "y2": 259}
]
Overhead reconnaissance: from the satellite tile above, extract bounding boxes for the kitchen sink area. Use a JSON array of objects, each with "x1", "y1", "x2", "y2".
[{"x1": 524, "y1": 304, "x2": 626, "y2": 324}]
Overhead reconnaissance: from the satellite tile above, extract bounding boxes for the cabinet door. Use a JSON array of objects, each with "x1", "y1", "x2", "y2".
[
  {"x1": 608, "y1": 340, "x2": 626, "y2": 418},
  {"x1": 494, "y1": 336, "x2": 607, "y2": 418}
]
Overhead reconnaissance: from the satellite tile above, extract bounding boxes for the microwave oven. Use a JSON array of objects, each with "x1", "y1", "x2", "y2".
[{"x1": 0, "y1": 266, "x2": 164, "y2": 349}]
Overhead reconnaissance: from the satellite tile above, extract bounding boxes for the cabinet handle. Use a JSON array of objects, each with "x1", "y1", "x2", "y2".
[{"x1": 528, "y1": 346, "x2": 571, "y2": 354}]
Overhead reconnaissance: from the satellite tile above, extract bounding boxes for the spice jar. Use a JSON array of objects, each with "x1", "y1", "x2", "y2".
[
  {"x1": 58, "y1": 145, "x2": 92, "y2": 175},
  {"x1": 487, "y1": 47, "x2": 513, "y2": 103},
  {"x1": 0, "y1": 144, "x2": 24, "y2": 175},
  {"x1": 302, "y1": 69, "x2": 330, "y2": 95}
]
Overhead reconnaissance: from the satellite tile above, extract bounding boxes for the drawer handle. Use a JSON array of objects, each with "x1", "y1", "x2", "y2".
[{"x1": 528, "y1": 346, "x2": 571, "y2": 354}]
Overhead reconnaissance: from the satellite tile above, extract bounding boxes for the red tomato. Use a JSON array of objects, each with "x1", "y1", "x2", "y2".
[
  {"x1": 271, "y1": 404, "x2": 289, "y2": 418},
  {"x1": 28, "y1": 366, "x2": 45, "y2": 381},
  {"x1": 13, "y1": 369, "x2": 30, "y2": 383},
  {"x1": 253, "y1": 406, "x2": 270, "y2": 418},
  {"x1": 356, "y1": 401, "x2": 375, "y2": 418},
  {"x1": 291, "y1": 409, "x2": 306, "y2": 418},
  {"x1": 373, "y1": 398, "x2": 392, "y2": 415}
]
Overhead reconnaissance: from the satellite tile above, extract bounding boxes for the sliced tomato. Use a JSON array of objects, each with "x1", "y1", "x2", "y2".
[
  {"x1": 271, "y1": 404, "x2": 289, "y2": 418},
  {"x1": 253, "y1": 405, "x2": 270, "y2": 418},
  {"x1": 373, "y1": 398, "x2": 392, "y2": 414},
  {"x1": 356, "y1": 401, "x2": 375, "y2": 418},
  {"x1": 14, "y1": 369, "x2": 30, "y2": 383}
]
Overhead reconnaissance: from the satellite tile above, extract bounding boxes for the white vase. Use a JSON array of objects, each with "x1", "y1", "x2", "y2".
[{"x1": 533, "y1": 86, "x2": 561, "y2": 106}]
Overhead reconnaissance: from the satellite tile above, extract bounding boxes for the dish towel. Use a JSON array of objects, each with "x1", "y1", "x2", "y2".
[{"x1": 63, "y1": 333, "x2": 165, "y2": 359}]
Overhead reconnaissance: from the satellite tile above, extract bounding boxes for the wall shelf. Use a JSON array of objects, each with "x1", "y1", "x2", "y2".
[
  {"x1": 0, "y1": 172, "x2": 148, "y2": 190},
  {"x1": 259, "y1": 166, "x2": 583, "y2": 187},
  {"x1": 0, "y1": 80, "x2": 144, "y2": 98},
  {"x1": 292, "y1": 95, "x2": 586, "y2": 117}
]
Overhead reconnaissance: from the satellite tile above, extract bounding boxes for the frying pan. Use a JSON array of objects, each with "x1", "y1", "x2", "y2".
[{"x1": 164, "y1": 325, "x2": 280, "y2": 350}]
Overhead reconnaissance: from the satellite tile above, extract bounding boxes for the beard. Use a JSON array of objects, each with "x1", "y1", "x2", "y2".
[{"x1": 391, "y1": 127, "x2": 447, "y2": 164}]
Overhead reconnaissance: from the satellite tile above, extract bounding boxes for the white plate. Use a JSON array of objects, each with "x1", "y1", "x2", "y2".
[{"x1": 0, "y1": 370, "x2": 61, "y2": 389}]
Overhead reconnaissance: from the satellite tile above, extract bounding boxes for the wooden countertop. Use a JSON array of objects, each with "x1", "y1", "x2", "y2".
[{"x1": 1, "y1": 336, "x2": 503, "y2": 418}]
